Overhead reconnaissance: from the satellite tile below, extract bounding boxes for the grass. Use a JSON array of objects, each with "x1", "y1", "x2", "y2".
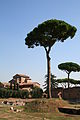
[{"x1": 0, "y1": 98, "x2": 80, "y2": 120}]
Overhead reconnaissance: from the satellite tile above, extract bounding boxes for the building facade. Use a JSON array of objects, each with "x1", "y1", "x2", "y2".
[{"x1": 9, "y1": 74, "x2": 40, "y2": 91}]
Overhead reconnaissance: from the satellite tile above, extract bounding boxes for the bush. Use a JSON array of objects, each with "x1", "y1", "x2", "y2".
[
  {"x1": 18, "y1": 90, "x2": 29, "y2": 98},
  {"x1": 0, "y1": 88, "x2": 29, "y2": 98},
  {"x1": 31, "y1": 87, "x2": 43, "y2": 98}
]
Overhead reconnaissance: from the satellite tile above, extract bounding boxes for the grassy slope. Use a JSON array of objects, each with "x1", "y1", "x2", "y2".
[{"x1": 0, "y1": 98, "x2": 80, "y2": 120}]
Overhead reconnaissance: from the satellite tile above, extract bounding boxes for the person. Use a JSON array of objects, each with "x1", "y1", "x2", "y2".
[{"x1": 58, "y1": 92, "x2": 62, "y2": 100}]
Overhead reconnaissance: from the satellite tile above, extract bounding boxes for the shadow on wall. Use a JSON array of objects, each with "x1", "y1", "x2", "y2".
[{"x1": 52, "y1": 87, "x2": 80, "y2": 101}]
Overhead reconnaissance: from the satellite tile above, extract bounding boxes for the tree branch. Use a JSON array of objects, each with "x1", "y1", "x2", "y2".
[{"x1": 44, "y1": 46, "x2": 51, "y2": 54}]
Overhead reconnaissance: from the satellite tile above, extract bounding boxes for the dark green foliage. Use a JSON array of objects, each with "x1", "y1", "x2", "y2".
[
  {"x1": 58, "y1": 62, "x2": 80, "y2": 73},
  {"x1": 16, "y1": 83, "x2": 19, "y2": 90},
  {"x1": 25, "y1": 19, "x2": 77, "y2": 48},
  {"x1": 12, "y1": 90, "x2": 29, "y2": 98},
  {"x1": 0, "y1": 82, "x2": 4, "y2": 88},
  {"x1": 10, "y1": 83, "x2": 12, "y2": 89},
  {"x1": 31, "y1": 87, "x2": 43, "y2": 98},
  {"x1": 14, "y1": 83, "x2": 16, "y2": 90},
  {"x1": 57, "y1": 78, "x2": 80, "y2": 84},
  {"x1": 57, "y1": 78, "x2": 80, "y2": 88},
  {"x1": 0, "y1": 88, "x2": 29, "y2": 98},
  {"x1": 44, "y1": 74, "x2": 58, "y2": 93},
  {"x1": 18, "y1": 90, "x2": 29, "y2": 99},
  {"x1": 12, "y1": 90, "x2": 18, "y2": 98},
  {"x1": 0, "y1": 89, "x2": 12, "y2": 98}
]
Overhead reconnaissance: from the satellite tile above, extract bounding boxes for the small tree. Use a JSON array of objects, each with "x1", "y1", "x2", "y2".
[
  {"x1": 57, "y1": 78, "x2": 68, "y2": 88},
  {"x1": 43, "y1": 74, "x2": 58, "y2": 95},
  {"x1": 0, "y1": 82, "x2": 4, "y2": 88},
  {"x1": 25, "y1": 19, "x2": 77, "y2": 98},
  {"x1": 57, "y1": 78, "x2": 80, "y2": 88},
  {"x1": 31, "y1": 87, "x2": 43, "y2": 98},
  {"x1": 58, "y1": 62, "x2": 80, "y2": 88},
  {"x1": 16, "y1": 83, "x2": 19, "y2": 90}
]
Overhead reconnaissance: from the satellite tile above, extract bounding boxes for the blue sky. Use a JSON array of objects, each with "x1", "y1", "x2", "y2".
[{"x1": 0, "y1": 0, "x2": 80, "y2": 88}]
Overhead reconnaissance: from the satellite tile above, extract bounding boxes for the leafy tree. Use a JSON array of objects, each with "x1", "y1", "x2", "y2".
[
  {"x1": 0, "y1": 88, "x2": 29, "y2": 98},
  {"x1": 13, "y1": 83, "x2": 16, "y2": 90},
  {"x1": 43, "y1": 74, "x2": 58, "y2": 95},
  {"x1": 16, "y1": 83, "x2": 19, "y2": 90},
  {"x1": 18, "y1": 90, "x2": 29, "y2": 98},
  {"x1": 58, "y1": 62, "x2": 80, "y2": 88},
  {"x1": 25, "y1": 19, "x2": 77, "y2": 98},
  {"x1": 0, "y1": 82, "x2": 4, "y2": 88},
  {"x1": 69, "y1": 79, "x2": 80, "y2": 87},
  {"x1": 57, "y1": 78, "x2": 80, "y2": 88},
  {"x1": 56, "y1": 78, "x2": 68, "y2": 88},
  {"x1": 31, "y1": 87, "x2": 43, "y2": 98}
]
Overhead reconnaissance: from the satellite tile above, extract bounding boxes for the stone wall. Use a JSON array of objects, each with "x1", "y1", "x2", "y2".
[{"x1": 52, "y1": 87, "x2": 80, "y2": 100}]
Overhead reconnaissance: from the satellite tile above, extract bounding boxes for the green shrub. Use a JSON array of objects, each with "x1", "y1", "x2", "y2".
[
  {"x1": 18, "y1": 90, "x2": 29, "y2": 98},
  {"x1": 0, "y1": 88, "x2": 29, "y2": 98},
  {"x1": 31, "y1": 87, "x2": 43, "y2": 98}
]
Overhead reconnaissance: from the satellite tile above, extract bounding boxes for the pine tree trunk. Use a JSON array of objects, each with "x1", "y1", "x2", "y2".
[
  {"x1": 68, "y1": 73, "x2": 70, "y2": 99},
  {"x1": 45, "y1": 47, "x2": 52, "y2": 98},
  {"x1": 68, "y1": 73, "x2": 70, "y2": 89},
  {"x1": 47, "y1": 55, "x2": 51, "y2": 98},
  {"x1": 46, "y1": 52, "x2": 51, "y2": 98}
]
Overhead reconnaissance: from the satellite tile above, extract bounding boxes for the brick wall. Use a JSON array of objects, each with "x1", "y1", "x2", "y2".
[{"x1": 52, "y1": 87, "x2": 80, "y2": 100}]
